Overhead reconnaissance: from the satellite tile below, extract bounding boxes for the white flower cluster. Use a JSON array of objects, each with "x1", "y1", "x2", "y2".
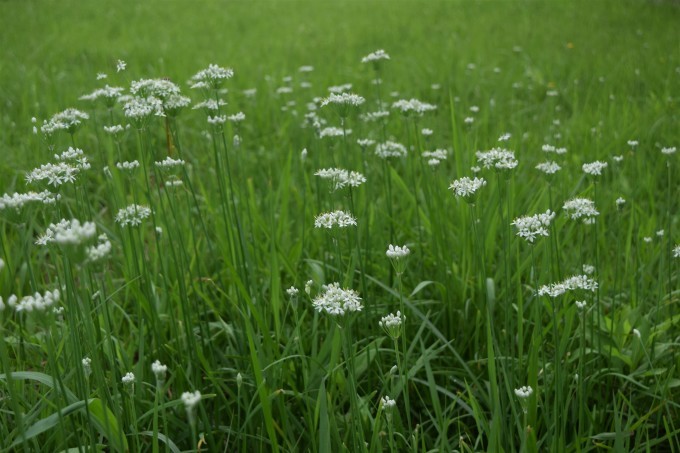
[
  {"x1": 386, "y1": 244, "x2": 410, "y2": 259},
  {"x1": 661, "y1": 147, "x2": 676, "y2": 155},
  {"x1": 0, "y1": 191, "x2": 60, "y2": 211},
  {"x1": 193, "y1": 99, "x2": 227, "y2": 111},
  {"x1": 375, "y1": 141, "x2": 407, "y2": 159},
  {"x1": 475, "y1": 148, "x2": 518, "y2": 170},
  {"x1": 115, "y1": 204, "x2": 152, "y2": 227},
  {"x1": 537, "y1": 275, "x2": 598, "y2": 298},
  {"x1": 514, "y1": 385, "x2": 533, "y2": 399},
  {"x1": 123, "y1": 96, "x2": 164, "y2": 120},
  {"x1": 563, "y1": 198, "x2": 599, "y2": 224},
  {"x1": 422, "y1": 149, "x2": 448, "y2": 167},
  {"x1": 541, "y1": 144, "x2": 567, "y2": 154},
  {"x1": 155, "y1": 157, "x2": 185, "y2": 169},
  {"x1": 0, "y1": 289, "x2": 60, "y2": 313},
  {"x1": 582, "y1": 160, "x2": 608, "y2": 176},
  {"x1": 40, "y1": 108, "x2": 89, "y2": 136},
  {"x1": 26, "y1": 151, "x2": 90, "y2": 187},
  {"x1": 228, "y1": 112, "x2": 246, "y2": 122},
  {"x1": 190, "y1": 64, "x2": 234, "y2": 89},
  {"x1": 181, "y1": 390, "x2": 202, "y2": 409},
  {"x1": 312, "y1": 283, "x2": 363, "y2": 316},
  {"x1": 314, "y1": 168, "x2": 366, "y2": 190},
  {"x1": 79, "y1": 85, "x2": 124, "y2": 104},
  {"x1": 104, "y1": 125, "x2": 125, "y2": 135},
  {"x1": 449, "y1": 177, "x2": 487, "y2": 199},
  {"x1": 321, "y1": 92, "x2": 366, "y2": 107},
  {"x1": 673, "y1": 244, "x2": 680, "y2": 258},
  {"x1": 380, "y1": 395, "x2": 396, "y2": 409},
  {"x1": 314, "y1": 210, "x2": 357, "y2": 229},
  {"x1": 328, "y1": 83, "x2": 353, "y2": 94},
  {"x1": 362, "y1": 49, "x2": 390, "y2": 63},
  {"x1": 121, "y1": 372, "x2": 136, "y2": 385},
  {"x1": 319, "y1": 127, "x2": 349, "y2": 138},
  {"x1": 511, "y1": 210, "x2": 556, "y2": 243},
  {"x1": 207, "y1": 115, "x2": 227, "y2": 125},
  {"x1": 151, "y1": 360, "x2": 168, "y2": 382},
  {"x1": 86, "y1": 234, "x2": 112, "y2": 262},
  {"x1": 36, "y1": 218, "x2": 97, "y2": 246},
  {"x1": 130, "y1": 78, "x2": 181, "y2": 100},
  {"x1": 116, "y1": 160, "x2": 140, "y2": 171},
  {"x1": 360, "y1": 110, "x2": 389, "y2": 122},
  {"x1": 379, "y1": 311, "x2": 404, "y2": 329},
  {"x1": 535, "y1": 161, "x2": 561, "y2": 175},
  {"x1": 391, "y1": 98, "x2": 437, "y2": 116},
  {"x1": 357, "y1": 138, "x2": 376, "y2": 148}
]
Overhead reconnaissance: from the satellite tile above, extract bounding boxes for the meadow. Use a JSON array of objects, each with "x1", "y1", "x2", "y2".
[{"x1": 0, "y1": 0, "x2": 679, "y2": 451}]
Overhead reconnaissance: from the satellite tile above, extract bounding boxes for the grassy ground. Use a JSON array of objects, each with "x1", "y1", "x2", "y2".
[{"x1": 1, "y1": 0, "x2": 679, "y2": 451}]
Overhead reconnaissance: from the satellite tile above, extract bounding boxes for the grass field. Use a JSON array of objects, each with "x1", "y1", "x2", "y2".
[{"x1": 1, "y1": 0, "x2": 679, "y2": 451}]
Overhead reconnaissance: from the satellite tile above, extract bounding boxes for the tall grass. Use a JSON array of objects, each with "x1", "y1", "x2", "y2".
[{"x1": 1, "y1": 0, "x2": 679, "y2": 451}]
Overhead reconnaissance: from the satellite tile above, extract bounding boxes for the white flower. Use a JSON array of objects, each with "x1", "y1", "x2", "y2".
[
  {"x1": 314, "y1": 168, "x2": 366, "y2": 190},
  {"x1": 464, "y1": 117, "x2": 474, "y2": 124},
  {"x1": 181, "y1": 390, "x2": 202, "y2": 410},
  {"x1": 375, "y1": 141, "x2": 407, "y2": 159},
  {"x1": 514, "y1": 386, "x2": 533, "y2": 399},
  {"x1": 392, "y1": 98, "x2": 436, "y2": 116},
  {"x1": 115, "y1": 204, "x2": 152, "y2": 227},
  {"x1": 286, "y1": 286, "x2": 299, "y2": 297},
  {"x1": 616, "y1": 197, "x2": 626, "y2": 207},
  {"x1": 321, "y1": 92, "x2": 365, "y2": 108},
  {"x1": 536, "y1": 161, "x2": 561, "y2": 175},
  {"x1": 511, "y1": 210, "x2": 555, "y2": 243},
  {"x1": 0, "y1": 191, "x2": 60, "y2": 211},
  {"x1": 104, "y1": 124, "x2": 125, "y2": 135},
  {"x1": 319, "y1": 127, "x2": 348, "y2": 138},
  {"x1": 82, "y1": 357, "x2": 92, "y2": 376},
  {"x1": 541, "y1": 144, "x2": 567, "y2": 154},
  {"x1": 155, "y1": 157, "x2": 185, "y2": 169},
  {"x1": 627, "y1": 140, "x2": 638, "y2": 148},
  {"x1": 661, "y1": 146, "x2": 676, "y2": 155},
  {"x1": 123, "y1": 96, "x2": 164, "y2": 120},
  {"x1": 380, "y1": 396, "x2": 396, "y2": 409},
  {"x1": 40, "y1": 108, "x2": 89, "y2": 136},
  {"x1": 357, "y1": 139, "x2": 375, "y2": 148},
  {"x1": 299, "y1": 65, "x2": 314, "y2": 72},
  {"x1": 449, "y1": 177, "x2": 486, "y2": 200},
  {"x1": 633, "y1": 328, "x2": 641, "y2": 339},
  {"x1": 121, "y1": 372, "x2": 136, "y2": 385},
  {"x1": 117, "y1": 161, "x2": 140, "y2": 172},
  {"x1": 386, "y1": 244, "x2": 410, "y2": 259},
  {"x1": 563, "y1": 198, "x2": 599, "y2": 224},
  {"x1": 582, "y1": 161, "x2": 608, "y2": 176},
  {"x1": 97, "y1": 73, "x2": 108, "y2": 80},
  {"x1": 476, "y1": 148, "x2": 518, "y2": 170},
  {"x1": 575, "y1": 300, "x2": 587, "y2": 310},
  {"x1": 314, "y1": 210, "x2": 357, "y2": 229},
  {"x1": 151, "y1": 360, "x2": 168, "y2": 382},
  {"x1": 190, "y1": 64, "x2": 234, "y2": 89},
  {"x1": 361, "y1": 49, "x2": 390, "y2": 63},
  {"x1": 673, "y1": 244, "x2": 680, "y2": 258},
  {"x1": 643, "y1": 236, "x2": 652, "y2": 243},
  {"x1": 379, "y1": 311, "x2": 404, "y2": 339},
  {"x1": 313, "y1": 283, "x2": 363, "y2": 316},
  {"x1": 0, "y1": 258, "x2": 4, "y2": 271},
  {"x1": 498, "y1": 133, "x2": 511, "y2": 142},
  {"x1": 327, "y1": 83, "x2": 353, "y2": 94},
  {"x1": 613, "y1": 155, "x2": 624, "y2": 162},
  {"x1": 538, "y1": 275, "x2": 598, "y2": 298},
  {"x1": 86, "y1": 234, "x2": 112, "y2": 262},
  {"x1": 421, "y1": 128, "x2": 433, "y2": 136},
  {"x1": 207, "y1": 115, "x2": 226, "y2": 125},
  {"x1": 116, "y1": 60, "x2": 127, "y2": 72},
  {"x1": 36, "y1": 218, "x2": 97, "y2": 246},
  {"x1": 657, "y1": 229, "x2": 665, "y2": 237},
  {"x1": 582, "y1": 264, "x2": 595, "y2": 275}
]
